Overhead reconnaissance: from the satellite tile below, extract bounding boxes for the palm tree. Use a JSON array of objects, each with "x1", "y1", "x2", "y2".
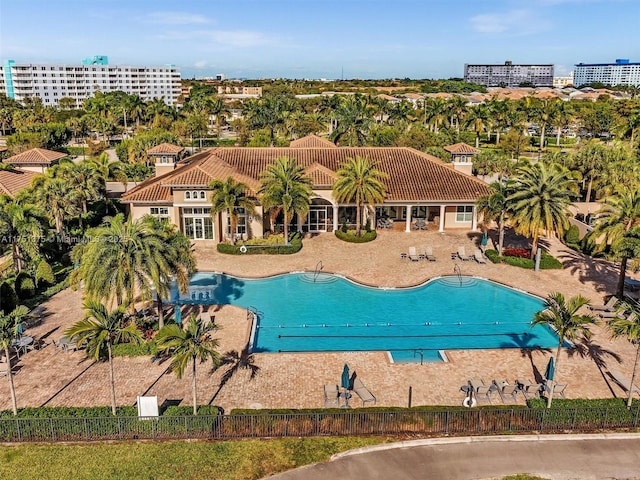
[
  {"x1": 608, "y1": 301, "x2": 640, "y2": 407},
  {"x1": 155, "y1": 315, "x2": 221, "y2": 415},
  {"x1": 465, "y1": 104, "x2": 490, "y2": 148},
  {"x1": 30, "y1": 174, "x2": 80, "y2": 234},
  {"x1": 65, "y1": 300, "x2": 142, "y2": 415},
  {"x1": 476, "y1": 181, "x2": 510, "y2": 255},
  {"x1": 422, "y1": 97, "x2": 449, "y2": 133},
  {"x1": 259, "y1": 157, "x2": 313, "y2": 241},
  {"x1": 532, "y1": 292, "x2": 596, "y2": 408},
  {"x1": 593, "y1": 187, "x2": 640, "y2": 298},
  {"x1": 332, "y1": 156, "x2": 388, "y2": 237},
  {"x1": 71, "y1": 213, "x2": 195, "y2": 313},
  {"x1": 0, "y1": 305, "x2": 30, "y2": 415},
  {"x1": 508, "y1": 162, "x2": 576, "y2": 259},
  {"x1": 330, "y1": 94, "x2": 372, "y2": 146},
  {"x1": 447, "y1": 95, "x2": 468, "y2": 133},
  {"x1": 209, "y1": 96, "x2": 231, "y2": 139},
  {"x1": 209, "y1": 176, "x2": 257, "y2": 243},
  {"x1": 0, "y1": 196, "x2": 47, "y2": 272}
]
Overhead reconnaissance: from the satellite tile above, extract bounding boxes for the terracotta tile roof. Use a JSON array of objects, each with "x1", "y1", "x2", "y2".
[
  {"x1": 290, "y1": 135, "x2": 337, "y2": 148},
  {"x1": 0, "y1": 169, "x2": 39, "y2": 197},
  {"x1": 305, "y1": 162, "x2": 336, "y2": 186},
  {"x1": 147, "y1": 143, "x2": 184, "y2": 155},
  {"x1": 4, "y1": 148, "x2": 67, "y2": 165},
  {"x1": 444, "y1": 143, "x2": 480, "y2": 154},
  {"x1": 120, "y1": 166, "x2": 182, "y2": 203},
  {"x1": 124, "y1": 146, "x2": 488, "y2": 204}
]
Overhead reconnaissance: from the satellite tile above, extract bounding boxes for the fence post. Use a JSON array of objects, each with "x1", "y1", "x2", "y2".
[
  {"x1": 539, "y1": 408, "x2": 545, "y2": 432},
  {"x1": 50, "y1": 418, "x2": 55, "y2": 442},
  {"x1": 602, "y1": 407, "x2": 608, "y2": 429},
  {"x1": 15, "y1": 418, "x2": 21, "y2": 442},
  {"x1": 315, "y1": 413, "x2": 320, "y2": 436},
  {"x1": 84, "y1": 418, "x2": 89, "y2": 442},
  {"x1": 509, "y1": 409, "x2": 513, "y2": 432},
  {"x1": 572, "y1": 408, "x2": 577, "y2": 430},
  {"x1": 445, "y1": 411, "x2": 449, "y2": 434}
]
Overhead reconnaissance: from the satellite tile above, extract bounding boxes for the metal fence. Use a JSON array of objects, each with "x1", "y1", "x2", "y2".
[{"x1": 1, "y1": 407, "x2": 639, "y2": 443}]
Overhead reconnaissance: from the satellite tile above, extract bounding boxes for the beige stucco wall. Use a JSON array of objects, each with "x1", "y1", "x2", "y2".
[
  {"x1": 444, "y1": 205, "x2": 472, "y2": 229},
  {"x1": 129, "y1": 204, "x2": 180, "y2": 226},
  {"x1": 18, "y1": 165, "x2": 47, "y2": 174},
  {"x1": 173, "y1": 189, "x2": 209, "y2": 203}
]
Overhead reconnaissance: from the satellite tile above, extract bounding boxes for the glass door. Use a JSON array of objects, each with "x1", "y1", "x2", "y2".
[{"x1": 308, "y1": 208, "x2": 328, "y2": 232}]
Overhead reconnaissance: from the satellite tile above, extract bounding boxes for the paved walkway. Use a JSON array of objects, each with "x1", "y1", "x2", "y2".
[
  {"x1": 0, "y1": 229, "x2": 637, "y2": 413},
  {"x1": 268, "y1": 434, "x2": 640, "y2": 480}
]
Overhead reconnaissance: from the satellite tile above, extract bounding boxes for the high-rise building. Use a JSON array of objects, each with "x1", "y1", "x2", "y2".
[
  {"x1": 464, "y1": 61, "x2": 554, "y2": 87},
  {"x1": 0, "y1": 56, "x2": 181, "y2": 107},
  {"x1": 574, "y1": 59, "x2": 640, "y2": 87}
]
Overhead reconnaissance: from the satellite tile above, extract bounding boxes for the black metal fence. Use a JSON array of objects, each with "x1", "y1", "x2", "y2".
[{"x1": 1, "y1": 407, "x2": 639, "y2": 443}]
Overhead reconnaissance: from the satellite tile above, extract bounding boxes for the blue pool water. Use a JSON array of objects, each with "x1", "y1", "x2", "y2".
[{"x1": 171, "y1": 272, "x2": 559, "y2": 362}]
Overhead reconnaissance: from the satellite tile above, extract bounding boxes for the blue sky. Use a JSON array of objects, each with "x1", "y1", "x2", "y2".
[{"x1": 1, "y1": 0, "x2": 638, "y2": 79}]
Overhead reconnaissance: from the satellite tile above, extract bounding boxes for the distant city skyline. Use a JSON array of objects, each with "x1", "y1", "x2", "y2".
[{"x1": 1, "y1": 0, "x2": 638, "y2": 80}]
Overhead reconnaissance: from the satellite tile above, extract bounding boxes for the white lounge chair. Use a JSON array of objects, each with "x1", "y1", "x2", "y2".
[
  {"x1": 352, "y1": 377, "x2": 376, "y2": 406},
  {"x1": 408, "y1": 246, "x2": 420, "y2": 262},
  {"x1": 424, "y1": 246, "x2": 437, "y2": 262},
  {"x1": 324, "y1": 384, "x2": 340, "y2": 407},
  {"x1": 457, "y1": 246, "x2": 473, "y2": 261},
  {"x1": 588, "y1": 297, "x2": 618, "y2": 312},
  {"x1": 473, "y1": 248, "x2": 486, "y2": 264},
  {"x1": 544, "y1": 382, "x2": 567, "y2": 398},
  {"x1": 516, "y1": 379, "x2": 542, "y2": 399},
  {"x1": 608, "y1": 369, "x2": 640, "y2": 397}
]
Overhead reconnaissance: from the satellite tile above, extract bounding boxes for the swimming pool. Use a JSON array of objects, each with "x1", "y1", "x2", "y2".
[{"x1": 171, "y1": 272, "x2": 559, "y2": 362}]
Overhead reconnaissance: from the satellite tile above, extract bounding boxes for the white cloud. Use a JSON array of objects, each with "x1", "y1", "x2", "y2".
[
  {"x1": 470, "y1": 9, "x2": 550, "y2": 35},
  {"x1": 145, "y1": 12, "x2": 209, "y2": 25},
  {"x1": 156, "y1": 29, "x2": 275, "y2": 48},
  {"x1": 194, "y1": 60, "x2": 209, "y2": 68}
]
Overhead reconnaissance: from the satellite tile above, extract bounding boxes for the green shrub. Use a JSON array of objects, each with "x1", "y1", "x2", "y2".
[
  {"x1": 111, "y1": 341, "x2": 158, "y2": 357},
  {"x1": 0, "y1": 281, "x2": 18, "y2": 314},
  {"x1": 483, "y1": 250, "x2": 562, "y2": 270},
  {"x1": 0, "y1": 406, "x2": 138, "y2": 419},
  {"x1": 15, "y1": 271, "x2": 35, "y2": 299},
  {"x1": 334, "y1": 229, "x2": 377, "y2": 243},
  {"x1": 563, "y1": 225, "x2": 580, "y2": 244},
  {"x1": 341, "y1": 220, "x2": 348, "y2": 233},
  {"x1": 484, "y1": 249, "x2": 500, "y2": 263},
  {"x1": 163, "y1": 405, "x2": 220, "y2": 416},
  {"x1": 365, "y1": 219, "x2": 372, "y2": 233},
  {"x1": 217, "y1": 232, "x2": 303, "y2": 255},
  {"x1": 230, "y1": 404, "x2": 526, "y2": 415},
  {"x1": 527, "y1": 398, "x2": 639, "y2": 409},
  {"x1": 35, "y1": 259, "x2": 55, "y2": 287}
]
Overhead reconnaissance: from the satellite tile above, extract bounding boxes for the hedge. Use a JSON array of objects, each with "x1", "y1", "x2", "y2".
[
  {"x1": 0, "y1": 404, "x2": 220, "y2": 419},
  {"x1": 230, "y1": 405, "x2": 527, "y2": 415},
  {"x1": 111, "y1": 341, "x2": 158, "y2": 357},
  {"x1": 217, "y1": 232, "x2": 303, "y2": 255},
  {"x1": 334, "y1": 230, "x2": 377, "y2": 243},
  {"x1": 527, "y1": 398, "x2": 640, "y2": 409},
  {"x1": 483, "y1": 249, "x2": 563, "y2": 270}
]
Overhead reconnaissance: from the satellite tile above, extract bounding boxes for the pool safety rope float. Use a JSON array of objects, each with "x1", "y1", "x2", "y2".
[
  {"x1": 462, "y1": 395, "x2": 477, "y2": 408},
  {"x1": 239, "y1": 245, "x2": 247, "y2": 253}
]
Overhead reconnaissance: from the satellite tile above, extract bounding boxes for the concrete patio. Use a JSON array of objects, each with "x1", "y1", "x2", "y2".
[{"x1": 0, "y1": 229, "x2": 636, "y2": 414}]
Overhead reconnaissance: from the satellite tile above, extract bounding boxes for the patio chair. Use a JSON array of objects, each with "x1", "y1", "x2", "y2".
[
  {"x1": 408, "y1": 246, "x2": 421, "y2": 262},
  {"x1": 473, "y1": 248, "x2": 486, "y2": 264},
  {"x1": 424, "y1": 246, "x2": 437, "y2": 262},
  {"x1": 588, "y1": 296, "x2": 618, "y2": 312},
  {"x1": 469, "y1": 378, "x2": 485, "y2": 392},
  {"x1": 598, "y1": 309, "x2": 626, "y2": 319},
  {"x1": 516, "y1": 379, "x2": 542, "y2": 399},
  {"x1": 323, "y1": 384, "x2": 340, "y2": 407},
  {"x1": 498, "y1": 384, "x2": 520, "y2": 403},
  {"x1": 457, "y1": 246, "x2": 473, "y2": 261},
  {"x1": 475, "y1": 384, "x2": 494, "y2": 404},
  {"x1": 607, "y1": 369, "x2": 640, "y2": 397},
  {"x1": 544, "y1": 382, "x2": 567, "y2": 398},
  {"x1": 352, "y1": 377, "x2": 376, "y2": 406}
]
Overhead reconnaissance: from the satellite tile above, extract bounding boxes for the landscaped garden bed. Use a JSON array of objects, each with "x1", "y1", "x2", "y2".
[
  {"x1": 217, "y1": 232, "x2": 302, "y2": 255},
  {"x1": 484, "y1": 249, "x2": 563, "y2": 269}
]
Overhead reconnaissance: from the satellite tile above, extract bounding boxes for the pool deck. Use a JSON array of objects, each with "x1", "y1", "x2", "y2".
[{"x1": 1, "y1": 229, "x2": 636, "y2": 413}]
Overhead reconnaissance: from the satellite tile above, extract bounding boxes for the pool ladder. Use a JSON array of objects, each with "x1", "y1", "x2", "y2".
[
  {"x1": 313, "y1": 260, "x2": 324, "y2": 282},
  {"x1": 247, "y1": 306, "x2": 262, "y2": 322},
  {"x1": 453, "y1": 264, "x2": 463, "y2": 286}
]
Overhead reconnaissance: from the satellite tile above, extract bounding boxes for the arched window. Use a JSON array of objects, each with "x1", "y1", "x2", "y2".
[
  {"x1": 200, "y1": 191, "x2": 206, "y2": 199},
  {"x1": 185, "y1": 191, "x2": 191, "y2": 199}
]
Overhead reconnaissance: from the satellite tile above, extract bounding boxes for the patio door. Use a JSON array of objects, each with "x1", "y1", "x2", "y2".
[{"x1": 308, "y1": 208, "x2": 328, "y2": 232}]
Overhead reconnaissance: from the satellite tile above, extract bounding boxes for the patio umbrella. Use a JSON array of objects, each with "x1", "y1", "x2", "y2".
[
  {"x1": 341, "y1": 364, "x2": 351, "y2": 390},
  {"x1": 174, "y1": 304, "x2": 182, "y2": 324},
  {"x1": 545, "y1": 356, "x2": 555, "y2": 382},
  {"x1": 481, "y1": 232, "x2": 488, "y2": 247}
]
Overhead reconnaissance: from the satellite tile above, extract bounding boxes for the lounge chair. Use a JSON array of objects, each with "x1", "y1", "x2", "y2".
[
  {"x1": 457, "y1": 246, "x2": 473, "y2": 261},
  {"x1": 352, "y1": 377, "x2": 376, "y2": 406},
  {"x1": 323, "y1": 384, "x2": 340, "y2": 407},
  {"x1": 607, "y1": 369, "x2": 640, "y2": 397},
  {"x1": 408, "y1": 246, "x2": 420, "y2": 262},
  {"x1": 588, "y1": 297, "x2": 618, "y2": 312},
  {"x1": 516, "y1": 379, "x2": 542, "y2": 399},
  {"x1": 469, "y1": 378, "x2": 485, "y2": 392},
  {"x1": 598, "y1": 309, "x2": 626, "y2": 319},
  {"x1": 475, "y1": 385, "x2": 493, "y2": 404},
  {"x1": 473, "y1": 248, "x2": 486, "y2": 264},
  {"x1": 424, "y1": 246, "x2": 436, "y2": 262},
  {"x1": 497, "y1": 383, "x2": 520, "y2": 403},
  {"x1": 543, "y1": 382, "x2": 567, "y2": 398}
]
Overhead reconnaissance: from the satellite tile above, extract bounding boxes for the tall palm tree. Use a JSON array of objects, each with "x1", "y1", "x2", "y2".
[
  {"x1": 209, "y1": 96, "x2": 231, "y2": 139},
  {"x1": 155, "y1": 315, "x2": 221, "y2": 415},
  {"x1": 422, "y1": 97, "x2": 449, "y2": 133},
  {"x1": 209, "y1": 176, "x2": 257, "y2": 243},
  {"x1": 29, "y1": 173, "x2": 80, "y2": 234},
  {"x1": 0, "y1": 196, "x2": 47, "y2": 273},
  {"x1": 259, "y1": 157, "x2": 313, "y2": 241},
  {"x1": 508, "y1": 162, "x2": 576, "y2": 258},
  {"x1": 593, "y1": 187, "x2": 640, "y2": 298},
  {"x1": 332, "y1": 156, "x2": 388, "y2": 237},
  {"x1": 0, "y1": 305, "x2": 30, "y2": 415},
  {"x1": 66, "y1": 301, "x2": 142, "y2": 415},
  {"x1": 476, "y1": 181, "x2": 510, "y2": 255},
  {"x1": 465, "y1": 104, "x2": 490, "y2": 148},
  {"x1": 532, "y1": 292, "x2": 596, "y2": 408},
  {"x1": 330, "y1": 94, "x2": 372, "y2": 146},
  {"x1": 608, "y1": 301, "x2": 640, "y2": 407},
  {"x1": 71, "y1": 213, "x2": 195, "y2": 313},
  {"x1": 447, "y1": 95, "x2": 468, "y2": 133}
]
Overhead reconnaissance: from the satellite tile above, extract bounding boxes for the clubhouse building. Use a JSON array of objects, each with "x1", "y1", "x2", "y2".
[{"x1": 121, "y1": 136, "x2": 488, "y2": 242}]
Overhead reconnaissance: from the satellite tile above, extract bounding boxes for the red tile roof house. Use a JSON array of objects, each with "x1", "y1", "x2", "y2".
[
  {"x1": 121, "y1": 136, "x2": 488, "y2": 243},
  {"x1": 2, "y1": 148, "x2": 67, "y2": 174}
]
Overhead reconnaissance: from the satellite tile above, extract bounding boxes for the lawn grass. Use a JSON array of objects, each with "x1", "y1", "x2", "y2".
[{"x1": 0, "y1": 436, "x2": 386, "y2": 480}]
